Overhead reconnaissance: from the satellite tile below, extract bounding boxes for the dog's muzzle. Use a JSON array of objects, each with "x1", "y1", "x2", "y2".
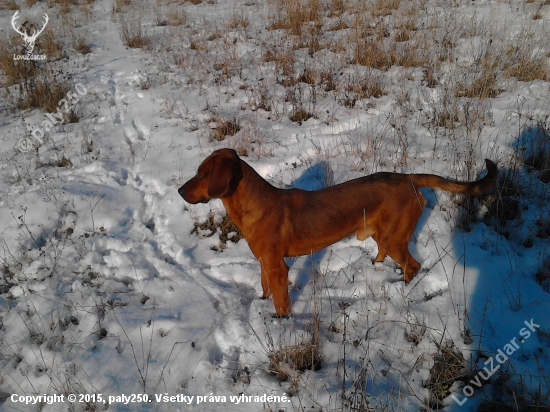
[{"x1": 178, "y1": 185, "x2": 208, "y2": 204}]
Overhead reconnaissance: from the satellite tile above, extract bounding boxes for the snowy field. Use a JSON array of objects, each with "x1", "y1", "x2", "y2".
[{"x1": 0, "y1": 0, "x2": 549, "y2": 410}]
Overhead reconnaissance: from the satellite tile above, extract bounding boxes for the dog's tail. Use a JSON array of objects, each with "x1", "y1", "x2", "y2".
[{"x1": 411, "y1": 159, "x2": 498, "y2": 196}]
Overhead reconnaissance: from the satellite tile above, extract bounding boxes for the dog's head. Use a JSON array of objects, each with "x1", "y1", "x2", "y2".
[{"x1": 178, "y1": 148, "x2": 243, "y2": 204}]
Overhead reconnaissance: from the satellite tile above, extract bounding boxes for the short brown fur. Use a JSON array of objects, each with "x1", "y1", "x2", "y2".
[{"x1": 179, "y1": 149, "x2": 498, "y2": 316}]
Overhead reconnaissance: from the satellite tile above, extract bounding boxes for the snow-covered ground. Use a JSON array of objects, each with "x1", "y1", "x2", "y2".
[{"x1": 0, "y1": 0, "x2": 549, "y2": 410}]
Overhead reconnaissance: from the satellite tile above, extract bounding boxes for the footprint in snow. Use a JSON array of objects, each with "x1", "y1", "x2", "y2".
[{"x1": 132, "y1": 117, "x2": 149, "y2": 140}]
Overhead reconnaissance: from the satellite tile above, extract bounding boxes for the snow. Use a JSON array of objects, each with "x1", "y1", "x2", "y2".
[{"x1": 0, "y1": 0, "x2": 549, "y2": 410}]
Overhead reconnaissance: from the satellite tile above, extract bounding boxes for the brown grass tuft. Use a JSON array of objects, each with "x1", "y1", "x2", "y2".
[
  {"x1": 368, "y1": 0, "x2": 401, "y2": 18},
  {"x1": 120, "y1": 20, "x2": 152, "y2": 49},
  {"x1": 328, "y1": 19, "x2": 348, "y2": 31},
  {"x1": 166, "y1": 7, "x2": 187, "y2": 26},
  {"x1": 0, "y1": 40, "x2": 40, "y2": 86},
  {"x1": 289, "y1": 108, "x2": 313, "y2": 124},
  {"x1": 191, "y1": 213, "x2": 243, "y2": 245},
  {"x1": 0, "y1": 0, "x2": 18, "y2": 9},
  {"x1": 268, "y1": 342, "x2": 322, "y2": 380},
  {"x1": 57, "y1": 156, "x2": 73, "y2": 167},
  {"x1": 16, "y1": 72, "x2": 70, "y2": 113},
  {"x1": 269, "y1": 0, "x2": 322, "y2": 36},
  {"x1": 425, "y1": 341, "x2": 466, "y2": 410},
  {"x1": 210, "y1": 117, "x2": 240, "y2": 141},
  {"x1": 505, "y1": 42, "x2": 549, "y2": 82},
  {"x1": 228, "y1": 12, "x2": 249, "y2": 29},
  {"x1": 74, "y1": 38, "x2": 92, "y2": 54},
  {"x1": 328, "y1": 0, "x2": 345, "y2": 17},
  {"x1": 298, "y1": 67, "x2": 317, "y2": 85},
  {"x1": 456, "y1": 74, "x2": 500, "y2": 99},
  {"x1": 353, "y1": 37, "x2": 428, "y2": 70},
  {"x1": 113, "y1": 0, "x2": 132, "y2": 13}
]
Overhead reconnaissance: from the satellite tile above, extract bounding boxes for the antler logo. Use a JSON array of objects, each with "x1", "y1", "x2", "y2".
[{"x1": 11, "y1": 11, "x2": 49, "y2": 57}]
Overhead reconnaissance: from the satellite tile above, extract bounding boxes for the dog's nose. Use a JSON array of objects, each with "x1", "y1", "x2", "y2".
[{"x1": 178, "y1": 185, "x2": 186, "y2": 198}]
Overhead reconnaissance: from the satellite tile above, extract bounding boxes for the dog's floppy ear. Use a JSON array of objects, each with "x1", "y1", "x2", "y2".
[{"x1": 207, "y1": 154, "x2": 243, "y2": 198}]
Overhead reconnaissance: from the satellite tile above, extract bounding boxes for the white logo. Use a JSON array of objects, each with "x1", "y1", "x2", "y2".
[{"x1": 11, "y1": 11, "x2": 48, "y2": 60}]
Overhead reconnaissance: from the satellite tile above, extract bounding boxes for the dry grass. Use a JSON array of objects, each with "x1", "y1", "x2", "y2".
[
  {"x1": 424, "y1": 67, "x2": 438, "y2": 88},
  {"x1": 353, "y1": 39, "x2": 392, "y2": 69},
  {"x1": 210, "y1": 117, "x2": 241, "y2": 141},
  {"x1": 189, "y1": 39, "x2": 208, "y2": 51},
  {"x1": 268, "y1": 0, "x2": 322, "y2": 35},
  {"x1": 456, "y1": 73, "x2": 500, "y2": 99},
  {"x1": 368, "y1": 0, "x2": 402, "y2": 18},
  {"x1": 38, "y1": 29, "x2": 64, "y2": 60},
  {"x1": 298, "y1": 67, "x2": 317, "y2": 85},
  {"x1": 74, "y1": 38, "x2": 92, "y2": 54},
  {"x1": 57, "y1": 155, "x2": 73, "y2": 167},
  {"x1": 431, "y1": 95, "x2": 460, "y2": 129},
  {"x1": 340, "y1": 76, "x2": 386, "y2": 108},
  {"x1": 120, "y1": 19, "x2": 153, "y2": 49},
  {"x1": 268, "y1": 341, "x2": 322, "y2": 380},
  {"x1": 16, "y1": 72, "x2": 70, "y2": 113},
  {"x1": 0, "y1": 16, "x2": 71, "y2": 113},
  {"x1": 328, "y1": 0, "x2": 346, "y2": 17},
  {"x1": 289, "y1": 107, "x2": 313, "y2": 124},
  {"x1": 191, "y1": 213, "x2": 243, "y2": 245},
  {"x1": 353, "y1": 38, "x2": 428, "y2": 70},
  {"x1": 228, "y1": 11, "x2": 249, "y2": 29},
  {"x1": 0, "y1": 40, "x2": 40, "y2": 86},
  {"x1": 113, "y1": 0, "x2": 132, "y2": 13},
  {"x1": 293, "y1": 22, "x2": 324, "y2": 55},
  {"x1": 263, "y1": 47, "x2": 296, "y2": 68},
  {"x1": 505, "y1": 39, "x2": 549, "y2": 82},
  {"x1": 264, "y1": 46, "x2": 297, "y2": 87},
  {"x1": 266, "y1": 307, "x2": 321, "y2": 392},
  {"x1": 455, "y1": 41, "x2": 501, "y2": 98},
  {"x1": 425, "y1": 341, "x2": 466, "y2": 409},
  {"x1": 320, "y1": 70, "x2": 336, "y2": 91},
  {"x1": 348, "y1": 73, "x2": 386, "y2": 99},
  {"x1": 206, "y1": 28, "x2": 224, "y2": 41},
  {"x1": 506, "y1": 56, "x2": 548, "y2": 82},
  {"x1": 327, "y1": 19, "x2": 348, "y2": 31},
  {"x1": 53, "y1": 0, "x2": 79, "y2": 13},
  {"x1": 0, "y1": 0, "x2": 18, "y2": 9},
  {"x1": 395, "y1": 29, "x2": 411, "y2": 42},
  {"x1": 166, "y1": 6, "x2": 187, "y2": 26}
]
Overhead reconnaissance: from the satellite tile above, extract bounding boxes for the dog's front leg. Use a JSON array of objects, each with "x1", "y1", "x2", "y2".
[
  {"x1": 267, "y1": 259, "x2": 290, "y2": 316},
  {"x1": 258, "y1": 257, "x2": 271, "y2": 299},
  {"x1": 257, "y1": 252, "x2": 291, "y2": 316}
]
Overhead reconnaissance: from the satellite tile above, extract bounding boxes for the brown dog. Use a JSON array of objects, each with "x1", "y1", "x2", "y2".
[{"x1": 179, "y1": 148, "x2": 497, "y2": 316}]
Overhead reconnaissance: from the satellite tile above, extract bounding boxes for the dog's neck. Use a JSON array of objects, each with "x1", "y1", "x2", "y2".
[{"x1": 221, "y1": 160, "x2": 280, "y2": 235}]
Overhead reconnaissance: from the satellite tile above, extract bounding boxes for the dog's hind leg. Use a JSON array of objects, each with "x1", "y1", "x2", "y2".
[
  {"x1": 385, "y1": 243, "x2": 421, "y2": 283},
  {"x1": 373, "y1": 242, "x2": 387, "y2": 263}
]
